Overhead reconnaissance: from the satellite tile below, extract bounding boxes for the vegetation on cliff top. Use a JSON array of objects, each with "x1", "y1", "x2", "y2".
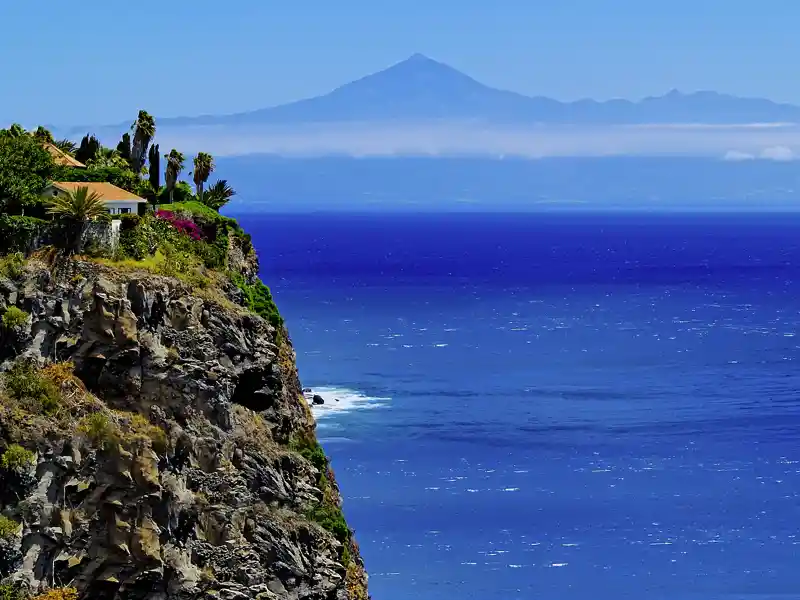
[{"x1": 0, "y1": 116, "x2": 279, "y2": 329}]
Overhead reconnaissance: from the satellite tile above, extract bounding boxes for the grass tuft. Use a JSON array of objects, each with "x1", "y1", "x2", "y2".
[
  {"x1": 0, "y1": 444, "x2": 34, "y2": 472},
  {"x1": 1, "y1": 306, "x2": 28, "y2": 330},
  {"x1": 0, "y1": 515, "x2": 20, "y2": 540}
]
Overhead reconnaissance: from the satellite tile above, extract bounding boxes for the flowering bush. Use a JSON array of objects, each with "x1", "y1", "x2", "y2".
[{"x1": 155, "y1": 210, "x2": 204, "y2": 241}]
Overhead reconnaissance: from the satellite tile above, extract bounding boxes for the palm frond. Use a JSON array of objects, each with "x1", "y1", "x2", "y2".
[
  {"x1": 44, "y1": 186, "x2": 109, "y2": 221},
  {"x1": 202, "y1": 179, "x2": 236, "y2": 210},
  {"x1": 54, "y1": 139, "x2": 78, "y2": 155}
]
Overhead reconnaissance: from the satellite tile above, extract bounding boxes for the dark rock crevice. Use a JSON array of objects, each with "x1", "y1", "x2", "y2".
[{"x1": 230, "y1": 367, "x2": 279, "y2": 413}]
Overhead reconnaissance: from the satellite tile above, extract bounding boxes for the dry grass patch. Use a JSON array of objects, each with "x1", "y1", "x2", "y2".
[
  {"x1": 31, "y1": 588, "x2": 79, "y2": 600},
  {"x1": 0, "y1": 360, "x2": 166, "y2": 454},
  {"x1": 77, "y1": 409, "x2": 167, "y2": 453},
  {"x1": 230, "y1": 404, "x2": 279, "y2": 457},
  {"x1": 345, "y1": 559, "x2": 369, "y2": 600}
]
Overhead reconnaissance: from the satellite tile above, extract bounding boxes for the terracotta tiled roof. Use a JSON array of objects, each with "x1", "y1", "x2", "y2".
[
  {"x1": 43, "y1": 143, "x2": 86, "y2": 168},
  {"x1": 49, "y1": 182, "x2": 145, "y2": 202}
]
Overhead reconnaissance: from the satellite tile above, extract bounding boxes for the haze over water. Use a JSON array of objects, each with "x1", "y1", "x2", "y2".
[{"x1": 241, "y1": 212, "x2": 800, "y2": 600}]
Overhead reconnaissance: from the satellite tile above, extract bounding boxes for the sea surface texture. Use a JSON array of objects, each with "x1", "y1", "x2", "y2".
[{"x1": 243, "y1": 212, "x2": 800, "y2": 600}]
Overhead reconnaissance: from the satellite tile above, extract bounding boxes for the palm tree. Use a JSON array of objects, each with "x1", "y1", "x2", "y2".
[
  {"x1": 7, "y1": 124, "x2": 25, "y2": 138},
  {"x1": 192, "y1": 152, "x2": 214, "y2": 203},
  {"x1": 33, "y1": 126, "x2": 54, "y2": 144},
  {"x1": 85, "y1": 147, "x2": 128, "y2": 169},
  {"x1": 44, "y1": 186, "x2": 109, "y2": 254},
  {"x1": 165, "y1": 149, "x2": 185, "y2": 204},
  {"x1": 54, "y1": 139, "x2": 77, "y2": 155},
  {"x1": 202, "y1": 179, "x2": 236, "y2": 211},
  {"x1": 130, "y1": 110, "x2": 156, "y2": 173}
]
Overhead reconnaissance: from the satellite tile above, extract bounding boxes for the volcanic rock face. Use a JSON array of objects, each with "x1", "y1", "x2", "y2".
[{"x1": 0, "y1": 259, "x2": 368, "y2": 600}]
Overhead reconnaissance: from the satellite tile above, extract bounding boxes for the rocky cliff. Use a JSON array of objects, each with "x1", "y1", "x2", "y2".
[{"x1": 0, "y1": 253, "x2": 369, "y2": 600}]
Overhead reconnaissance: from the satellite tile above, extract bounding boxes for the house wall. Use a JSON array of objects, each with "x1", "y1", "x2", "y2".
[
  {"x1": 42, "y1": 187, "x2": 144, "y2": 216},
  {"x1": 82, "y1": 221, "x2": 114, "y2": 249},
  {"x1": 104, "y1": 200, "x2": 144, "y2": 215}
]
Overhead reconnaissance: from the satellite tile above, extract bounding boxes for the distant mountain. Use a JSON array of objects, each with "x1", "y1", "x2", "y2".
[{"x1": 158, "y1": 54, "x2": 800, "y2": 126}]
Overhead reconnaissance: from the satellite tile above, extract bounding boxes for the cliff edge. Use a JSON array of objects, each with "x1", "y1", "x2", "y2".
[{"x1": 0, "y1": 251, "x2": 369, "y2": 599}]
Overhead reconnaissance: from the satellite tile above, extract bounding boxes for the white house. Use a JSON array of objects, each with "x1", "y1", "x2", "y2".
[{"x1": 44, "y1": 182, "x2": 147, "y2": 216}]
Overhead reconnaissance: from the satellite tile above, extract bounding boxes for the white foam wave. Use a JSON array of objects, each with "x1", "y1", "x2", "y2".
[{"x1": 305, "y1": 387, "x2": 389, "y2": 419}]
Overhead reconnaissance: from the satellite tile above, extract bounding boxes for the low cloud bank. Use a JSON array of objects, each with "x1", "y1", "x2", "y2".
[
  {"x1": 54, "y1": 120, "x2": 800, "y2": 159},
  {"x1": 723, "y1": 146, "x2": 799, "y2": 161}
]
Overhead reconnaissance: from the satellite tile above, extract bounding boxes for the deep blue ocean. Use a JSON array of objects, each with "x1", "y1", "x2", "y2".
[{"x1": 241, "y1": 212, "x2": 800, "y2": 600}]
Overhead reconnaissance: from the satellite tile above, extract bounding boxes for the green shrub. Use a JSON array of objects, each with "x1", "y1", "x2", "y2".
[
  {"x1": 306, "y1": 503, "x2": 350, "y2": 544},
  {"x1": 0, "y1": 582, "x2": 24, "y2": 600},
  {"x1": 0, "y1": 516, "x2": 19, "y2": 540},
  {"x1": 59, "y1": 165, "x2": 137, "y2": 192},
  {"x1": 157, "y1": 182, "x2": 195, "y2": 205},
  {"x1": 158, "y1": 243, "x2": 193, "y2": 277},
  {"x1": 118, "y1": 223, "x2": 151, "y2": 260},
  {"x1": 290, "y1": 437, "x2": 328, "y2": 472},
  {"x1": 113, "y1": 214, "x2": 186, "y2": 262},
  {"x1": 118, "y1": 213, "x2": 141, "y2": 231},
  {"x1": 193, "y1": 234, "x2": 229, "y2": 270},
  {"x1": 110, "y1": 203, "x2": 249, "y2": 272},
  {"x1": 0, "y1": 445, "x2": 34, "y2": 472},
  {"x1": 133, "y1": 179, "x2": 154, "y2": 201},
  {"x1": 125, "y1": 413, "x2": 168, "y2": 454},
  {"x1": 0, "y1": 252, "x2": 24, "y2": 279},
  {"x1": 302, "y1": 443, "x2": 328, "y2": 473},
  {"x1": 234, "y1": 230, "x2": 254, "y2": 256},
  {"x1": 156, "y1": 200, "x2": 218, "y2": 222},
  {"x1": 0, "y1": 215, "x2": 49, "y2": 254},
  {"x1": 230, "y1": 273, "x2": 283, "y2": 328},
  {"x1": 2, "y1": 360, "x2": 61, "y2": 414},
  {"x1": 78, "y1": 412, "x2": 118, "y2": 448},
  {"x1": 1, "y1": 306, "x2": 28, "y2": 330}
]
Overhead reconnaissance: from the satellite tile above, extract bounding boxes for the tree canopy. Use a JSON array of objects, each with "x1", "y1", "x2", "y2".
[
  {"x1": 0, "y1": 131, "x2": 56, "y2": 214},
  {"x1": 75, "y1": 134, "x2": 101, "y2": 164}
]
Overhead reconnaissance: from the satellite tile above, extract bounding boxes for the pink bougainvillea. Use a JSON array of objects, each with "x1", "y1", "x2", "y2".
[{"x1": 155, "y1": 210, "x2": 205, "y2": 241}]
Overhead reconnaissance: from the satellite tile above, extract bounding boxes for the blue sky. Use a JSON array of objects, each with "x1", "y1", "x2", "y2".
[{"x1": 2, "y1": 1, "x2": 798, "y2": 126}]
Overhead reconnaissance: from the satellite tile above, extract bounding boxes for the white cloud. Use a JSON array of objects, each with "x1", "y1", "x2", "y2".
[
  {"x1": 722, "y1": 150, "x2": 755, "y2": 161},
  {"x1": 759, "y1": 146, "x2": 796, "y2": 161}
]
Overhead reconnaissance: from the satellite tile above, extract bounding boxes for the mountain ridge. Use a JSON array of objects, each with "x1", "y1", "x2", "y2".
[{"x1": 145, "y1": 54, "x2": 800, "y2": 127}]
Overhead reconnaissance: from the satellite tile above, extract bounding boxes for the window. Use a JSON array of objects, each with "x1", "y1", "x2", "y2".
[{"x1": 121, "y1": 208, "x2": 131, "y2": 214}]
